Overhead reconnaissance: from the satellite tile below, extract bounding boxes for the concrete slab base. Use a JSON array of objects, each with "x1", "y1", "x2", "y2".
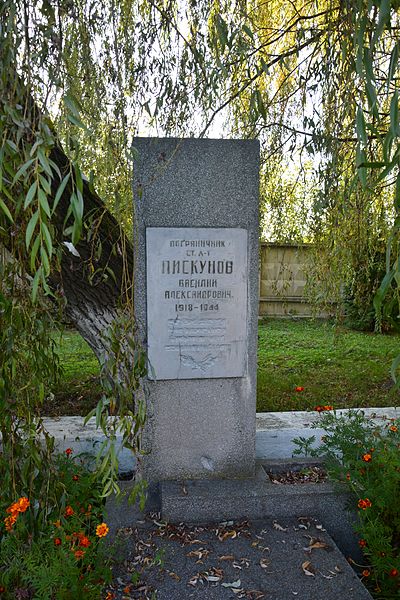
[{"x1": 160, "y1": 461, "x2": 361, "y2": 563}]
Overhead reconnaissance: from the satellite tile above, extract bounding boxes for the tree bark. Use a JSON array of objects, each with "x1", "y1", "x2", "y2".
[{"x1": 49, "y1": 143, "x2": 134, "y2": 359}]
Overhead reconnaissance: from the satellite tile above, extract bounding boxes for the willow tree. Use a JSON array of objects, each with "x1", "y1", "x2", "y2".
[{"x1": 1, "y1": 0, "x2": 400, "y2": 502}]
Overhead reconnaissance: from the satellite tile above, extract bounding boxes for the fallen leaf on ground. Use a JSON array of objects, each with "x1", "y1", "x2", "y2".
[
  {"x1": 219, "y1": 530, "x2": 237, "y2": 541},
  {"x1": 273, "y1": 521, "x2": 288, "y2": 531},
  {"x1": 219, "y1": 554, "x2": 235, "y2": 561},
  {"x1": 259, "y1": 558, "x2": 270, "y2": 568},
  {"x1": 186, "y1": 548, "x2": 210, "y2": 560},
  {"x1": 222, "y1": 579, "x2": 242, "y2": 588},
  {"x1": 302, "y1": 560, "x2": 316, "y2": 576}
]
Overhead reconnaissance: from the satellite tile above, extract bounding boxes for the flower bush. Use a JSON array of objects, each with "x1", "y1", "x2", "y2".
[
  {"x1": 0, "y1": 451, "x2": 112, "y2": 599},
  {"x1": 293, "y1": 409, "x2": 400, "y2": 599}
]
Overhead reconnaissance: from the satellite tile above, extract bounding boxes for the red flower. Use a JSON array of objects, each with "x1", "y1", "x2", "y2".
[
  {"x1": 65, "y1": 505, "x2": 74, "y2": 517},
  {"x1": 74, "y1": 549, "x2": 85, "y2": 560},
  {"x1": 358, "y1": 498, "x2": 372, "y2": 510},
  {"x1": 390, "y1": 425, "x2": 398, "y2": 432},
  {"x1": 80, "y1": 536, "x2": 91, "y2": 548},
  {"x1": 346, "y1": 473, "x2": 351, "y2": 481},
  {"x1": 65, "y1": 448, "x2": 73, "y2": 456},
  {"x1": 389, "y1": 569, "x2": 399, "y2": 578},
  {"x1": 72, "y1": 475, "x2": 79, "y2": 481},
  {"x1": 362, "y1": 569, "x2": 370, "y2": 578},
  {"x1": 295, "y1": 386, "x2": 304, "y2": 392},
  {"x1": 358, "y1": 539, "x2": 367, "y2": 548},
  {"x1": 362, "y1": 454, "x2": 372, "y2": 463},
  {"x1": 54, "y1": 537, "x2": 62, "y2": 546}
]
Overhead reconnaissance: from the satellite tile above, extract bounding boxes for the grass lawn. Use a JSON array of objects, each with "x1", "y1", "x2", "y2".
[
  {"x1": 46, "y1": 319, "x2": 400, "y2": 415},
  {"x1": 44, "y1": 330, "x2": 102, "y2": 416},
  {"x1": 257, "y1": 318, "x2": 399, "y2": 412}
]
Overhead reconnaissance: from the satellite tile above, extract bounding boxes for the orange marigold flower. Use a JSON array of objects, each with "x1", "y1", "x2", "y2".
[
  {"x1": 295, "y1": 386, "x2": 304, "y2": 392},
  {"x1": 390, "y1": 426, "x2": 398, "y2": 432},
  {"x1": 389, "y1": 569, "x2": 399, "y2": 577},
  {"x1": 65, "y1": 506, "x2": 74, "y2": 517},
  {"x1": 96, "y1": 523, "x2": 109, "y2": 538},
  {"x1": 123, "y1": 586, "x2": 131, "y2": 594},
  {"x1": 6, "y1": 503, "x2": 18, "y2": 516},
  {"x1": 54, "y1": 537, "x2": 62, "y2": 546},
  {"x1": 358, "y1": 539, "x2": 367, "y2": 548},
  {"x1": 16, "y1": 497, "x2": 30, "y2": 513},
  {"x1": 323, "y1": 405, "x2": 333, "y2": 411},
  {"x1": 74, "y1": 549, "x2": 85, "y2": 560},
  {"x1": 358, "y1": 498, "x2": 372, "y2": 510},
  {"x1": 80, "y1": 536, "x2": 91, "y2": 548},
  {"x1": 65, "y1": 448, "x2": 73, "y2": 456},
  {"x1": 362, "y1": 454, "x2": 372, "y2": 463},
  {"x1": 362, "y1": 569, "x2": 370, "y2": 578},
  {"x1": 4, "y1": 514, "x2": 17, "y2": 531}
]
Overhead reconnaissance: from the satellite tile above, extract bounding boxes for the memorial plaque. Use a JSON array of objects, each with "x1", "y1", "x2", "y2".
[{"x1": 146, "y1": 227, "x2": 248, "y2": 380}]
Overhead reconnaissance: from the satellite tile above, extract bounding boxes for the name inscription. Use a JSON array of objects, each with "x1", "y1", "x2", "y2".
[{"x1": 146, "y1": 227, "x2": 248, "y2": 380}]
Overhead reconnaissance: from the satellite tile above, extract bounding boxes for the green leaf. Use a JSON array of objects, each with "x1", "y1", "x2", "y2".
[
  {"x1": 25, "y1": 211, "x2": 39, "y2": 249},
  {"x1": 67, "y1": 114, "x2": 85, "y2": 129},
  {"x1": 356, "y1": 144, "x2": 367, "y2": 189},
  {"x1": 373, "y1": 268, "x2": 395, "y2": 313},
  {"x1": 37, "y1": 147, "x2": 52, "y2": 177},
  {"x1": 390, "y1": 90, "x2": 399, "y2": 138},
  {"x1": 53, "y1": 173, "x2": 70, "y2": 214},
  {"x1": 39, "y1": 174, "x2": 51, "y2": 195},
  {"x1": 372, "y1": 0, "x2": 391, "y2": 49},
  {"x1": 391, "y1": 353, "x2": 400, "y2": 383},
  {"x1": 216, "y1": 15, "x2": 228, "y2": 51},
  {"x1": 31, "y1": 267, "x2": 42, "y2": 303},
  {"x1": 24, "y1": 181, "x2": 37, "y2": 209},
  {"x1": 356, "y1": 106, "x2": 367, "y2": 146},
  {"x1": 71, "y1": 190, "x2": 84, "y2": 221},
  {"x1": 40, "y1": 245, "x2": 50, "y2": 276},
  {"x1": 38, "y1": 187, "x2": 51, "y2": 218},
  {"x1": 395, "y1": 172, "x2": 400, "y2": 210},
  {"x1": 242, "y1": 24, "x2": 254, "y2": 40},
  {"x1": 365, "y1": 80, "x2": 379, "y2": 119},
  {"x1": 30, "y1": 235, "x2": 40, "y2": 271},
  {"x1": 0, "y1": 197, "x2": 13, "y2": 223},
  {"x1": 388, "y1": 44, "x2": 399, "y2": 93},
  {"x1": 41, "y1": 220, "x2": 53, "y2": 257},
  {"x1": 12, "y1": 158, "x2": 34, "y2": 186},
  {"x1": 74, "y1": 165, "x2": 83, "y2": 194}
]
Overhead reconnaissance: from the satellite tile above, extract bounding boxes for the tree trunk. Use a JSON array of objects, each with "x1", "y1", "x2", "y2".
[{"x1": 48, "y1": 144, "x2": 134, "y2": 359}]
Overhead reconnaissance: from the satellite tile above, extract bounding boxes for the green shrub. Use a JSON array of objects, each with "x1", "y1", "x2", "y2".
[
  {"x1": 293, "y1": 410, "x2": 400, "y2": 599},
  {"x1": 0, "y1": 451, "x2": 112, "y2": 599}
]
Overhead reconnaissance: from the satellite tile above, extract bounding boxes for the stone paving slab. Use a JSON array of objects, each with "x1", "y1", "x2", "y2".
[
  {"x1": 37, "y1": 408, "x2": 400, "y2": 475},
  {"x1": 108, "y1": 514, "x2": 373, "y2": 600}
]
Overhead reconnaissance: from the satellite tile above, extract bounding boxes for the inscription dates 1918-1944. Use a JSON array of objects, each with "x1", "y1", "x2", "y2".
[{"x1": 146, "y1": 227, "x2": 248, "y2": 381}]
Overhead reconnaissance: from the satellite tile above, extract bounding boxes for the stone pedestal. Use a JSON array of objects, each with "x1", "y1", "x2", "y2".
[{"x1": 133, "y1": 138, "x2": 259, "y2": 481}]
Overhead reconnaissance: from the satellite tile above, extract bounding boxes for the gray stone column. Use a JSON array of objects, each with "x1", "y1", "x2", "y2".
[{"x1": 133, "y1": 138, "x2": 259, "y2": 481}]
